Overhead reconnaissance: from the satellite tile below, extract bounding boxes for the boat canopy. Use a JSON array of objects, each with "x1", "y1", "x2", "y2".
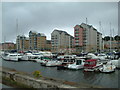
[
  {"x1": 84, "y1": 59, "x2": 97, "y2": 67},
  {"x1": 85, "y1": 59, "x2": 97, "y2": 62}
]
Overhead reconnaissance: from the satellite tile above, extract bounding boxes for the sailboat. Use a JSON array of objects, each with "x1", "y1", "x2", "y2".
[{"x1": 99, "y1": 23, "x2": 116, "y2": 73}]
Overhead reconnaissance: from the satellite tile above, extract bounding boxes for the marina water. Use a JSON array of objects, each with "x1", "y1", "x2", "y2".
[{"x1": 1, "y1": 58, "x2": 119, "y2": 88}]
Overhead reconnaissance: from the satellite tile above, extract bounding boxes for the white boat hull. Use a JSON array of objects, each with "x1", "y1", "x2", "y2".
[{"x1": 2, "y1": 55, "x2": 18, "y2": 61}]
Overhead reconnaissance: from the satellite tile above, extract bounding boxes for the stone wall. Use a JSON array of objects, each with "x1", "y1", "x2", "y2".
[{"x1": 1, "y1": 66, "x2": 102, "y2": 88}]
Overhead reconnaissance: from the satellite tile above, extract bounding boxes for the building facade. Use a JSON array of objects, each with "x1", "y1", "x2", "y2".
[
  {"x1": 29, "y1": 31, "x2": 49, "y2": 51},
  {"x1": 51, "y1": 29, "x2": 74, "y2": 53},
  {"x1": 104, "y1": 40, "x2": 120, "y2": 51},
  {"x1": 1, "y1": 42, "x2": 15, "y2": 51},
  {"x1": 74, "y1": 23, "x2": 102, "y2": 53},
  {"x1": 46, "y1": 40, "x2": 51, "y2": 51},
  {"x1": 29, "y1": 31, "x2": 38, "y2": 50},
  {"x1": 16, "y1": 35, "x2": 29, "y2": 51},
  {"x1": 37, "y1": 33, "x2": 46, "y2": 51}
]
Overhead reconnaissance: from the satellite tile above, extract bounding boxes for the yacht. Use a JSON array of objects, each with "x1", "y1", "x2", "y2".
[
  {"x1": 29, "y1": 53, "x2": 43, "y2": 62},
  {"x1": 67, "y1": 57, "x2": 85, "y2": 70},
  {"x1": 45, "y1": 60, "x2": 62, "y2": 67},
  {"x1": 2, "y1": 53, "x2": 19, "y2": 61},
  {"x1": 40, "y1": 57, "x2": 52, "y2": 66},
  {"x1": 21, "y1": 53, "x2": 33, "y2": 61},
  {"x1": 57, "y1": 55, "x2": 76, "y2": 70},
  {"x1": 97, "y1": 53, "x2": 107, "y2": 60},
  {"x1": 99, "y1": 63, "x2": 116, "y2": 73},
  {"x1": 86, "y1": 53, "x2": 99, "y2": 59},
  {"x1": 84, "y1": 59, "x2": 103, "y2": 72},
  {"x1": 107, "y1": 58, "x2": 120, "y2": 69}
]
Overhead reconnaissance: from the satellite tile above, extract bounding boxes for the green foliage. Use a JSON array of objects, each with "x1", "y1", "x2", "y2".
[
  {"x1": 114, "y1": 35, "x2": 120, "y2": 41},
  {"x1": 103, "y1": 36, "x2": 110, "y2": 41},
  {"x1": 33, "y1": 70, "x2": 42, "y2": 78}
]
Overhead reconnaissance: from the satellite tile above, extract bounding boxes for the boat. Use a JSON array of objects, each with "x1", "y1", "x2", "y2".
[
  {"x1": 29, "y1": 53, "x2": 43, "y2": 62},
  {"x1": 107, "y1": 58, "x2": 120, "y2": 69},
  {"x1": 2, "y1": 53, "x2": 19, "y2": 61},
  {"x1": 45, "y1": 60, "x2": 62, "y2": 67},
  {"x1": 99, "y1": 64, "x2": 116, "y2": 73},
  {"x1": 39, "y1": 51, "x2": 52, "y2": 57},
  {"x1": 21, "y1": 53, "x2": 33, "y2": 61},
  {"x1": 57, "y1": 55, "x2": 76, "y2": 70},
  {"x1": 40, "y1": 57, "x2": 52, "y2": 66},
  {"x1": 67, "y1": 57, "x2": 85, "y2": 70},
  {"x1": 17, "y1": 53, "x2": 23, "y2": 61},
  {"x1": 84, "y1": 59, "x2": 103, "y2": 72},
  {"x1": 86, "y1": 53, "x2": 99, "y2": 59},
  {"x1": 97, "y1": 53, "x2": 107, "y2": 60}
]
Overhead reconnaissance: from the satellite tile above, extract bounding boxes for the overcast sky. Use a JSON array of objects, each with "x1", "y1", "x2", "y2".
[{"x1": 2, "y1": 2, "x2": 118, "y2": 43}]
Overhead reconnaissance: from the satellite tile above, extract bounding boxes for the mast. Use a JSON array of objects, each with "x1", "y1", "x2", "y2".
[
  {"x1": 99, "y1": 21, "x2": 102, "y2": 52},
  {"x1": 3, "y1": 36, "x2": 6, "y2": 51},
  {"x1": 86, "y1": 18, "x2": 90, "y2": 52},
  {"x1": 102, "y1": 27, "x2": 104, "y2": 51},
  {"x1": 16, "y1": 19, "x2": 18, "y2": 51},
  {"x1": 85, "y1": 18, "x2": 88, "y2": 52},
  {"x1": 112, "y1": 28, "x2": 115, "y2": 51},
  {"x1": 110, "y1": 23, "x2": 112, "y2": 52},
  {"x1": 69, "y1": 35, "x2": 70, "y2": 54}
]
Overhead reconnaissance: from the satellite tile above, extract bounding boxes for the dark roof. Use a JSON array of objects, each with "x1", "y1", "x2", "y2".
[
  {"x1": 2, "y1": 42, "x2": 15, "y2": 44},
  {"x1": 54, "y1": 29, "x2": 73, "y2": 37}
]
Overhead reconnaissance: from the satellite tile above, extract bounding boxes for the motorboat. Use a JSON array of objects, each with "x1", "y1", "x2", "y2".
[
  {"x1": 57, "y1": 55, "x2": 76, "y2": 70},
  {"x1": 99, "y1": 63, "x2": 116, "y2": 73},
  {"x1": 84, "y1": 59, "x2": 103, "y2": 72},
  {"x1": 86, "y1": 53, "x2": 99, "y2": 59},
  {"x1": 21, "y1": 53, "x2": 33, "y2": 61},
  {"x1": 45, "y1": 60, "x2": 62, "y2": 67},
  {"x1": 2, "y1": 53, "x2": 19, "y2": 61},
  {"x1": 39, "y1": 51, "x2": 52, "y2": 57},
  {"x1": 17, "y1": 53, "x2": 23, "y2": 61},
  {"x1": 107, "y1": 58, "x2": 120, "y2": 69},
  {"x1": 29, "y1": 53, "x2": 43, "y2": 62},
  {"x1": 67, "y1": 57, "x2": 85, "y2": 70},
  {"x1": 97, "y1": 53, "x2": 107, "y2": 60},
  {"x1": 40, "y1": 57, "x2": 52, "y2": 66}
]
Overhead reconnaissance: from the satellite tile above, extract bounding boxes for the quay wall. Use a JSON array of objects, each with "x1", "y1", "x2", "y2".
[{"x1": 1, "y1": 66, "x2": 102, "y2": 88}]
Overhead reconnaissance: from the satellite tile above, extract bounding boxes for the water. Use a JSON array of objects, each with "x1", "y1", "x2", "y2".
[
  {"x1": 0, "y1": 83, "x2": 12, "y2": 88},
  {"x1": 1, "y1": 58, "x2": 119, "y2": 88}
]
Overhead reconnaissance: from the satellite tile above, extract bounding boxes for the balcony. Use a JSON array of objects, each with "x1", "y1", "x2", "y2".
[{"x1": 75, "y1": 38, "x2": 79, "y2": 40}]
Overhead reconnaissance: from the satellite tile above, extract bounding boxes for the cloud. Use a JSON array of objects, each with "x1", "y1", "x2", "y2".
[{"x1": 2, "y1": 2, "x2": 118, "y2": 43}]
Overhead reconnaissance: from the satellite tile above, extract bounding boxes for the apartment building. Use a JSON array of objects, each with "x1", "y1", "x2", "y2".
[
  {"x1": 29, "y1": 31, "x2": 38, "y2": 50},
  {"x1": 46, "y1": 40, "x2": 52, "y2": 51},
  {"x1": 1, "y1": 42, "x2": 15, "y2": 51},
  {"x1": 16, "y1": 35, "x2": 29, "y2": 51},
  {"x1": 29, "y1": 31, "x2": 48, "y2": 51},
  {"x1": 51, "y1": 29, "x2": 74, "y2": 53},
  {"x1": 37, "y1": 33, "x2": 46, "y2": 51},
  {"x1": 74, "y1": 23, "x2": 102, "y2": 52},
  {"x1": 104, "y1": 40, "x2": 120, "y2": 51},
  {"x1": 24, "y1": 37, "x2": 29, "y2": 51}
]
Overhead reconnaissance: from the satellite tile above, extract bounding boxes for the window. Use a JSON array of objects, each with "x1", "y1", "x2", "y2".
[{"x1": 76, "y1": 60, "x2": 82, "y2": 65}]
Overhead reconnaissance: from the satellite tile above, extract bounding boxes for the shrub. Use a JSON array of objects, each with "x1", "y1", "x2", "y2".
[{"x1": 32, "y1": 70, "x2": 42, "y2": 78}]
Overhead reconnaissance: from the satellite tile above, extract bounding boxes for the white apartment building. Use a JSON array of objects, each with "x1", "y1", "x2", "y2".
[{"x1": 51, "y1": 29, "x2": 74, "y2": 53}]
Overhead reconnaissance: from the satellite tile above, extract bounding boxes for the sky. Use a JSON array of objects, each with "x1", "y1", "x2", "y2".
[{"x1": 1, "y1": 2, "x2": 118, "y2": 43}]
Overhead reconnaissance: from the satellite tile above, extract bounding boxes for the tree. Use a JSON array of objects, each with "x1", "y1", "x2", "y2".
[
  {"x1": 114, "y1": 35, "x2": 120, "y2": 41},
  {"x1": 103, "y1": 36, "x2": 110, "y2": 41}
]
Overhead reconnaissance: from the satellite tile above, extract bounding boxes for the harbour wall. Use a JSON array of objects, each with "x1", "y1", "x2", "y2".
[{"x1": 1, "y1": 66, "x2": 103, "y2": 88}]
